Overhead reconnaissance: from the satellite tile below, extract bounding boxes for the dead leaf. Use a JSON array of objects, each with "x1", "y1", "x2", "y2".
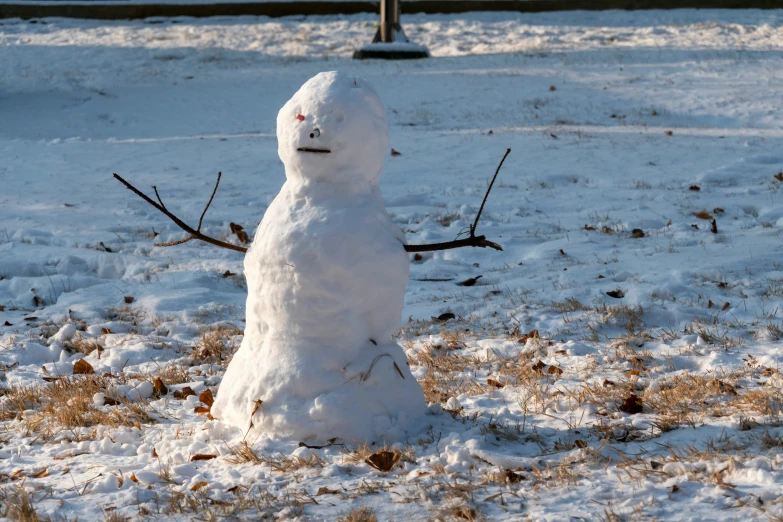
[
  {"x1": 316, "y1": 487, "x2": 341, "y2": 496},
  {"x1": 549, "y1": 85, "x2": 557, "y2": 91},
  {"x1": 666, "y1": 130, "x2": 673, "y2": 136},
  {"x1": 130, "y1": 474, "x2": 138, "y2": 483},
  {"x1": 124, "y1": 296, "x2": 134, "y2": 304},
  {"x1": 688, "y1": 185, "x2": 700, "y2": 191},
  {"x1": 390, "y1": 148, "x2": 402, "y2": 156},
  {"x1": 436, "y1": 312, "x2": 455, "y2": 322},
  {"x1": 153, "y1": 377, "x2": 168, "y2": 397},
  {"x1": 711, "y1": 219, "x2": 718, "y2": 234},
  {"x1": 505, "y1": 469, "x2": 524, "y2": 483},
  {"x1": 713, "y1": 207, "x2": 725, "y2": 214},
  {"x1": 103, "y1": 396, "x2": 121, "y2": 406},
  {"x1": 230, "y1": 223, "x2": 250, "y2": 244},
  {"x1": 606, "y1": 289, "x2": 625, "y2": 299},
  {"x1": 100, "y1": 327, "x2": 113, "y2": 335},
  {"x1": 694, "y1": 211, "x2": 713, "y2": 220},
  {"x1": 601, "y1": 226, "x2": 613, "y2": 234},
  {"x1": 3, "y1": 321, "x2": 11, "y2": 327},
  {"x1": 630, "y1": 228, "x2": 645, "y2": 238},
  {"x1": 152, "y1": 448, "x2": 159, "y2": 458},
  {"x1": 413, "y1": 253, "x2": 423, "y2": 261},
  {"x1": 190, "y1": 481, "x2": 208, "y2": 491},
  {"x1": 717, "y1": 282, "x2": 728, "y2": 288},
  {"x1": 365, "y1": 451, "x2": 400, "y2": 472},
  {"x1": 584, "y1": 224, "x2": 595, "y2": 231},
  {"x1": 714, "y1": 380, "x2": 737, "y2": 395},
  {"x1": 550, "y1": 133, "x2": 558, "y2": 139},
  {"x1": 190, "y1": 454, "x2": 217, "y2": 462},
  {"x1": 531, "y1": 360, "x2": 546, "y2": 373},
  {"x1": 173, "y1": 386, "x2": 196, "y2": 400},
  {"x1": 574, "y1": 439, "x2": 588, "y2": 448},
  {"x1": 559, "y1": 249, "x2": 566, "y2": 256},
  {"x1": 487, "y1": 129, "x2": 493, "y2": 135},
  {"x1": 251, "y1": 399, "x2": 263, "y2": 417},
  {"x1": 691, "y1": 224, "x2": 699, "y2": 229},
  {"x1": 603, "y1": 379, "x2": 616, "y2": 387},
  {"x1": 774, "y1": 172, "x2": 783, "y2": 181},
  {"x1": 30, "y1": 468, "x2": 49, "y2": 478},
  {"x1": 627, "y1": 369, "x2": 640, "y2": 377},
  {"x1": 597, "y1": 275, "x2": 605, "y2": 279},
  {"x1": 0, "y1": 305, "x2": 4, "y2": 311},
  {"x1": 721, "y1": 302, "x2": 730, "y2": 311},
  {"x1": 619, "y1": 394, "x2": 643, "y2": 414},
  {"x1": 456, "y1": 276, "x2": 483, "y2": 287},
  {"x1": 666, "y1": 219, "x2": 672, "y2": 226},
  {"x1": 222, "y1": 270, "x2": 236, "y2": 278},
  {"x1": 198, "y1": 389, "x2": 214, "y2": 408},
  {"x1": 194, "y1": 406, "x2": 211, "y2": 415},
  {"x1": 73, "y1": 359, "x2": 94, "y2": 375},
  {"x1": 547, "y1": 365, "x2": 563, "y2": 376},
  {"x1": 487, "y1": 379, "x2": 505, "y2": 388},
  {"x1": 671, "y1": 484, "x2": 680, "y2": 493}
]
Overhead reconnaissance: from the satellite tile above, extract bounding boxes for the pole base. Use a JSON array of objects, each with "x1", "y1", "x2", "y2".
[{"x1": 353, "y1": 42, "x2": 430, "y2": 60}]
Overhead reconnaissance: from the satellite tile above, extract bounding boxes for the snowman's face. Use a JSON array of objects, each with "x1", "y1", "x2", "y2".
[{"x1": 277, "y1": 72, "x2": 389, "y2": 185}]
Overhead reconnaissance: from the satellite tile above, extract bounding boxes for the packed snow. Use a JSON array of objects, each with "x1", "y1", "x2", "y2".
[
  {"x1": 1, "y1": 8, "x2": 783, "y2": 521},
  {"x1": 212, "y1": 71, "x2": 426, "y2": 443}
]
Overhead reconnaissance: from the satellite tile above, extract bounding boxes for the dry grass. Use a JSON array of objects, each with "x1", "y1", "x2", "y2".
[
  {"x1": 1, "y1": 376, "x2": 154, "y2": 440},
  {"x1": 338, "y1": 505, "x2": 378, "y2": 522}
]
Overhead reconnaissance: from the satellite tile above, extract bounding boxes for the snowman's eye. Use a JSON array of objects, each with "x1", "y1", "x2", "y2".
[
  {"x1": 295, "y1": 114, "x2": 305, "y2": 122},
  {"x1": 309, "y1": 129, "x2": 320, "y2": 139}
]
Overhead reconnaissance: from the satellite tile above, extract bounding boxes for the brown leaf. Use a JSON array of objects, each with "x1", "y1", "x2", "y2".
[
  {"x1": 487, "y1": 129, "x2": 493, "y2": 135},
  {"x1": 630, "y1": 228, "x2": 645, "y2": 238},
  {"x1": 601, "y1": 226, "x2": 613, "y2": 234},
  {"x1": 547, "y1": 365, "x2": 563, "y2": 376},
  {"x1": 584, "y1": 224, "x2": 595, "y2": 231},
  {"x1": 316, "y1": 487, "x2": 341, "y2": 496},
  {"x1": 456, "y1": 275, "x2": 483, "y2": 287},
  {"x1": 30, "y1": 468, "x2": 49, "y2": 478},
  {"x1": 694, "y1": 211, "x2": 713, "y2": 220},
  {"x1": 505, "y1": 469, "x2": 524, "y2": 483},
  {"x1": 0, "y1": 305, "x2": 4, "y2": 311},
  {"x1": 627, "y1": 369, "x2": 640, "y2": 376},
  {"x1": 597, "y1": 275, "x2": 605, "y2": 279},
  {"x1": 190, "y1": 481, "x2": 208, "y2": 491},
  {"x1": 222, "y1": 270, "x2": 236, "y2": 278},
  {"x1": 103, "y1": 396, "x2": 121, "y2": 406},
  {"x1": 390, "y1": 148, "x2": 402, "y2": 156},
  {"x1": 665, "y1": 130, "x2": 673, "y2": 136},
  {"x1": 688, "y1": 185, "x2": 700, "y2": 191},
  {"x1": 559, "y1": 249, "x2": 566, "y2": 256},
  {"x1": 152, "y1": 448, "x2": 159, "y2": 458},
  {"x1": 774, "y1": 172, "x2": 783, "y2": 181},
  {"x1": 691, "y1": 224, "x2": 699, "y2": 229},
  {"x1": 603, "y1": 379, "x2": 616, "y2": 387},
  {"x1": 190, "y1": 454, "x2": 217, "y2": 462},
  {"x1": 713, "y1": 207, "x2": 725, "y2": 214},
  {"x1": 73, "y1": 359, "x2": 94, "y2": 375},
  {"x1": 153, "y1": 377, "x2": 168, "y2": 397},
  {"x1": 606, "y1": 289, "x2": 625, "y2": 299},
  {"x1": 710, "y1": 219, "x2": 718, "y2": 234},
  {"x1": 365, "y1": 451, "x2": 400, "y2": 472},
  {"x1": 549, "y1": 85, "x2": 557, "y2": 91},
  {"x1": 413, "y1": 253, "x2": 423, "y2": 261},
  {"x1": 227, "y1": 485, "x2": 241, "y2": 494},
  {"x1": 100, "y1": 327, "x2": 113, "y2": 335},
  {"x1": 531, "y1": 360, "x2": 546, "y2": 373},
  {"x1": 620, "y1": 394, "x2": 643, "y2": 414},
  {"x1": 230, "y1": 223, "x2": 250, "y2": 244},
  {"x1": 707, "y1": 300, "x2": 713, "y2": 308},
  {"x1": 721, "y1": 302, "x2": 730, "y2": 311},
  {"x1": 527, "y1": 329, "x2": 540, "y2": 339},
  {"x1": 194, "y1": 406, "x2": 211, "y2": 415},
  {"x1": 487, "y1": 379, "x2": 505, "y2": 388},
  {"x1": 173, "y1": 386, "x2": 196, "y2": 400},
  {"x1": 574, "y1": 439, "x2": 588, "y2": 448},
  {"x1": 130, "y1": 474, "x2": 138, "y2": 483},
  {"x1": 3, "y1": 321, "x2": 11, "y2": 327},
  {"x1": 671, "y1": 484, "x2": 680, "y2": 493},
  {"x1": 666, "y1": 220, "x2": 672, "y2": 226},
  {"x1": 198, "y1": 389, "x2": 214, "y2": 408},
  {"x1": 124, "y1": 296, "x2": 134, "y2": 304},
  {"x1": 717, "y1": 282, "x2": 727, "y2": 288}
]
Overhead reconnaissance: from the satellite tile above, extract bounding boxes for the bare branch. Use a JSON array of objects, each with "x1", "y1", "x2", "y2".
[
  {"x1": 114, "y1": 148, "x2": 509, "y2": 256},
  {"x1": 471, "y1": 148, "x2": 511, "y2": 236},
  {"x1": 198, "y1": 173, "x2": 221, "y2": 232},
  {"x1": 113, "y1": 173, "x2": 248, "y2": 254}
]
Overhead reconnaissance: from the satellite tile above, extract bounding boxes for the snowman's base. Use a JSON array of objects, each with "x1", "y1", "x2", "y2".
[{"x1": 353, "y1": 42, "x2": 430, "y2": 60}]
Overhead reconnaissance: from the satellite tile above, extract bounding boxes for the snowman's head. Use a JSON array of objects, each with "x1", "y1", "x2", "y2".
[{"x1": 277, "y1": 71, "x2": 389, "y2": 186}]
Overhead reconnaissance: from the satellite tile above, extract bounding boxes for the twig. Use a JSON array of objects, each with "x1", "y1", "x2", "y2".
[
  {"x1": 113, "y1": 172, "x2": 247, "y2": 253},
  {"x1": 113, "y1": 149, "x2": 510, "y2": 254}
]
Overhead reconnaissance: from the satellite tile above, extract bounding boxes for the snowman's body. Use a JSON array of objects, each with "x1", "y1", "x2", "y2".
[{"x1": 212, "y1": 72, "x2": 426, "y2": 443}]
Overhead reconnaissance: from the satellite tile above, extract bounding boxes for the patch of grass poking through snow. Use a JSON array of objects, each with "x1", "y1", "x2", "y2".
[{"x1": 1, "y1": 376, "x2": 154, "y2": 440}]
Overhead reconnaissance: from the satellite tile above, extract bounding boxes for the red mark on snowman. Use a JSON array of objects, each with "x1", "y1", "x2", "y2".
[{"x1": 296, "y1": 114, "x2": 305, "y2": 122}]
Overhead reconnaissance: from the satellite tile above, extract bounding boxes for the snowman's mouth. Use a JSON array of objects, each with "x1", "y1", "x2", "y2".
[{"x1": 297, "y1": 147, "x2": 331, "y2": 154}]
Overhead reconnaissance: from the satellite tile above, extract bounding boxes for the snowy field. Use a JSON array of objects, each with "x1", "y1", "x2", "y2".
[{"x1": 2, "y1": 9, "x2": 783, "y2": 521}]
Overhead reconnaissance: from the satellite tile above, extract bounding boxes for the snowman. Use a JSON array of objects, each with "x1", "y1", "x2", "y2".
[{"x1": 211, "y1": 71, "x2": 427, "y2": 443}]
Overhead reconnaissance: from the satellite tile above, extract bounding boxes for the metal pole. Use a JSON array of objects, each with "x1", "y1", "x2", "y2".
[
  {"x1": 353, "y1": 0, "x2": 429, "y2": 59},
  {"x1": 380, "y1": 0, "x2": 394, "y2": 42}
]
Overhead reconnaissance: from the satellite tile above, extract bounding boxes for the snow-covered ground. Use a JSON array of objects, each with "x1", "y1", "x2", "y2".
[{"x1": 2, "y1": 9, "x2": 783, "y2": 521}]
